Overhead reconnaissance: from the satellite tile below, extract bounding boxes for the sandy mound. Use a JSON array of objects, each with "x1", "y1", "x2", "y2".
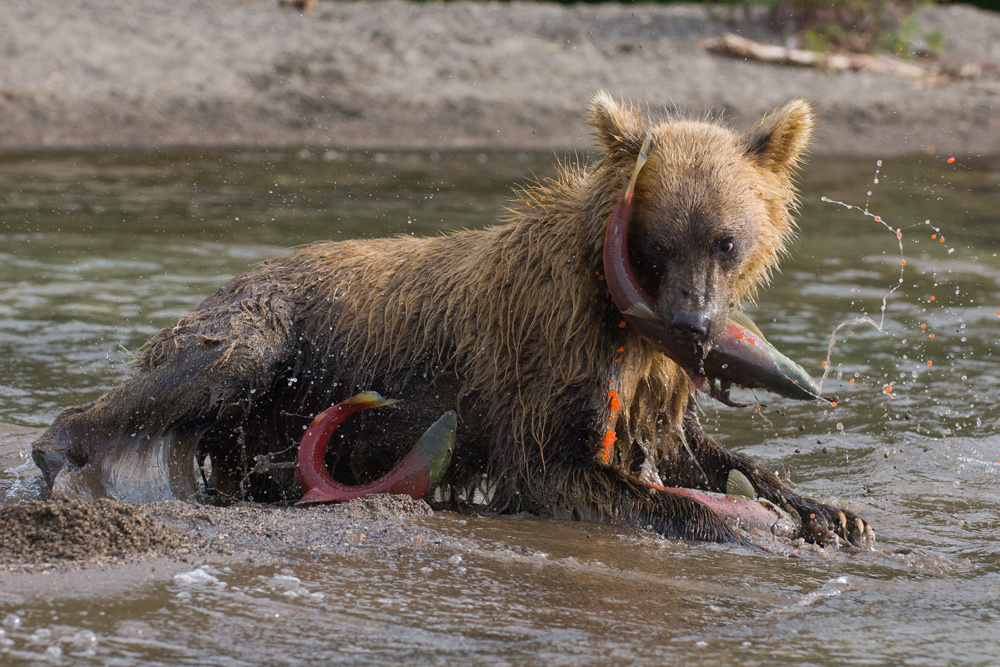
[{"x1": 0, "y1": 498, "x2": 182, "y2": 564}]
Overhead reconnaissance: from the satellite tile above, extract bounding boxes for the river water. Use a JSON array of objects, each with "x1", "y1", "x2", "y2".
[{"x1": 1, "y1": 148, "x2": 998, "y2": 664}]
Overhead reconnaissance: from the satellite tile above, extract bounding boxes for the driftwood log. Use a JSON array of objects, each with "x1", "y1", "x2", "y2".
[{"x1": 702, "y1": 33, "x2": 932, "y2": 79}]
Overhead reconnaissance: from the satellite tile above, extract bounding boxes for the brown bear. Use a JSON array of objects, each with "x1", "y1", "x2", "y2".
[{"x1": 32, "y1": 93, "x2": 874, "y2": 547}]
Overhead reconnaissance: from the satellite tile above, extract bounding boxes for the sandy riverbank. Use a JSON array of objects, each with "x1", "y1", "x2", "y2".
[{"x1": 2, "y1": 1, "x2": 999, "y2": 156}]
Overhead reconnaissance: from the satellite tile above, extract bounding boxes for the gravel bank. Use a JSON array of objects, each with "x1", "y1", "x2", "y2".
[{"x1": 2, "y1": 1, "x2": 999, "y2": 155}]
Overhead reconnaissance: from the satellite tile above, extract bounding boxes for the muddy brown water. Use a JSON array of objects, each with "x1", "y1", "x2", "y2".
[{"x1": 1, "y1": 149, "x2": 998, "y2": 664}]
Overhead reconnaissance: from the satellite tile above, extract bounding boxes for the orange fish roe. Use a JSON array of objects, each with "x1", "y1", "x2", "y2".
[
  {"x1": 896, "y1": 231, "x2": 902, "y2": 239},
  {"x1": 947, "y1": 157, "x2": 955, "y2": 163},
  {"x1": 929, "y1": 333, "x2": 935, "y2": 339},
  {"x1": 831, "y1": 401, "x2": 838, "y2": 408},
  {"x1": 930, "y1": 296, "x2": 936, "y2": 301},
  {"x1": 616, "y1": 346, "x2": 625, "y2": 353},
  {"x1": 901, "y1": 260, "x2": 906, "y2": 266},
  {"x1": 920, "y1": 324, "x2": 926, "y2": 329},
  {"x1": 885, "y1": 385, "x2": 893, "y2": 394},
  {"x1": 619, "y1": 321, "x2": 627, "y2": 328},
  {"x1": 940, "y1": 237, "x2": 946, "y2": 243},
  {"x1": 874, "y1": 216, "x2": 882, "y2": 222},
  {"x1": 608, "y1": 389, "x2": 622, "y2": 413},
  {"x1": 927, "y1": 360, "x2": 933, "y2": 366},
  {"x1": 849, "y1": 378, "x2": 855, "y2": 384},
  {"x1": 601, "y1": 429, "x2": 616, "y2": 462}
]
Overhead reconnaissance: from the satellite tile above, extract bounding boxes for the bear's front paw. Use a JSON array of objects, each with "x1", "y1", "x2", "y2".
[{"x1": 796, "y1": 501, "x2": 875, "y2": 549}]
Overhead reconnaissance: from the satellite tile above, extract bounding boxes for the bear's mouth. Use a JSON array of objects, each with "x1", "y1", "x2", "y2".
[{"x1": 601, "y1": 135, "x2": 824, "y2": 406}]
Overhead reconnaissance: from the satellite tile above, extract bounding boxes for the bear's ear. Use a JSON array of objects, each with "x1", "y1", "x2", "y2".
[
  {"x1": 742, "y1": 99, "x2": 814, "y2": 172},
  {"x1": 588, "y1": 91, "x2": 646, "y2": 155}
]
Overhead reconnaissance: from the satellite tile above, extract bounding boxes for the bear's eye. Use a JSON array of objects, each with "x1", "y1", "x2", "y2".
[
  {"x1": 642, "y1": 242, "x2": 671, "y2": 272},
  {"x1": 649, "y1": 242, "x2": 672, "y2": 264},
  {"x1": 713, "y1": 237, "x2": 737, "y2": 256}
]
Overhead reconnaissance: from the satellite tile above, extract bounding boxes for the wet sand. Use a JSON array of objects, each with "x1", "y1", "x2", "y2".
[
  {"x1": 1, "y1": 1, "x2": 999, "y2": 156},
  {"x1": 0, "y1": 492, "x2": 437, "y2": 602},
  {"x1": 0, "y1": 424, "x2": 443, "y2": 599},
  {"x1": 0, "y1": 498, "x2": 181, "y2": 565}
]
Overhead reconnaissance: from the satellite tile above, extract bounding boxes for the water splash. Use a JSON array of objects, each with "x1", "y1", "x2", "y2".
[{"x1": 816, "y1": 158, "x2": 951, "y2": 395}]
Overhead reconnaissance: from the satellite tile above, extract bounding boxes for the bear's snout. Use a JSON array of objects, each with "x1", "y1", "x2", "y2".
[{"x1": 666, "y1": 309, "x2": 712, "y2": 342}]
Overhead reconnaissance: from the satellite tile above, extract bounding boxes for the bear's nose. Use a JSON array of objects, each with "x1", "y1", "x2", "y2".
[{"x1": 667, "y1": 310, "x2": 712, "y2": 342}]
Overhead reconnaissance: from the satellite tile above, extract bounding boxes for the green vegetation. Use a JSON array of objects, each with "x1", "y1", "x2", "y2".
[
  {"x1": 407, "y1": 0, "x2": 997, "y2": 56},
  {"x1": 553, "y1": 0, "x2": 960, "y2": 57},
  {"x1": 765, "y1": 1, "x2": 942, "y2": 56}
]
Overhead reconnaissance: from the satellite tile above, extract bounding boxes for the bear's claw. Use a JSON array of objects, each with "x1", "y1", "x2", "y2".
[{"x1": 795, "y1": 499, "x2": 876, "y2": 548}]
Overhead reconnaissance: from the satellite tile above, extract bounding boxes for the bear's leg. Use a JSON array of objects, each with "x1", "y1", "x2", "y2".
[
  {"x1": 32, "y1": 297, "x2": 294, "y2": 502},
  {"x1": 555, "y1": 465, "x2": 746, "y2": 544},
  {"x1": 662, "y1": 412, "x2": 875, "y2": 547}
]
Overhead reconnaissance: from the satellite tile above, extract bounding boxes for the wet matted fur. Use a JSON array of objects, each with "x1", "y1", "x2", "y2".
[{"x1": 34, "y1": 94, "x2": 873, "y2": 546}]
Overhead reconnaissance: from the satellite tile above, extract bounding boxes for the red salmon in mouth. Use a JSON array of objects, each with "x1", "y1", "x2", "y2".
[{"x1": 602, "y1": 135, "x2": 825, "y2": 407}]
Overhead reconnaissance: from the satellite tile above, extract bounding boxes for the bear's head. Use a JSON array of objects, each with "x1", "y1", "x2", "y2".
[{"x1": 590, "y1": 93, "x2": 813, "y2": 345}]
